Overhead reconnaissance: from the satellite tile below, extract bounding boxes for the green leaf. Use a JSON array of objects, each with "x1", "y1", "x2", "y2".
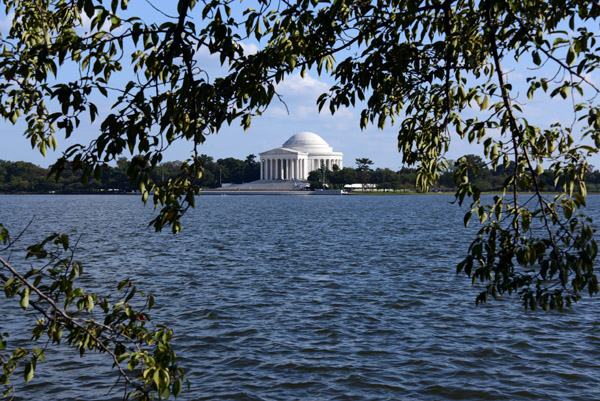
[
  {"x1": 564, "y1": 202, "x2": 573, "y2": 219},
  {"x1": 24, "y1": 362, "x2": 34, "y2": 383},
  {"x1": 3, "y1": 277, "x2": 14, "y2": 289},
  {"x1": 84, "y1": 0, "x2": 95, "y2": 18},
  {"x1": 566, "y1": 45, "x2": 576, "y2": 66},
  {"x1": 535, "y1": 163, "x2": 544, "y2": 175},
  {"x1": 522, "y1": 212, "x2": 531, "y2": 231},
  {"x1": 86, "y1": 294, "x2": 94, "y2": 312},
  {"x1": 464, "y1": 210, "x2": 473, "y2": 227},
  {"x1": 480, "y1": 94, "x2": 489, "y2": 110},
  {"x1": 173, "y1": 379, "x2": 182, "y2": 397},
  {"x1": 20, "y1": 287, "x2": 30, "y2": 310}
]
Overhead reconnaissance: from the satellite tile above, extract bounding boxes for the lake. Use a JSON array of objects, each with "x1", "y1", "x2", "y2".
[{"x1": 1, "y1": 194, "x2": 599, "y2": 400}]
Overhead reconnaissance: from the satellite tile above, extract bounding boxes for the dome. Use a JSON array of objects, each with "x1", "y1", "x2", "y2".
[{"x1": 282, "y1": 132, "x2": 333, "y2": 153}]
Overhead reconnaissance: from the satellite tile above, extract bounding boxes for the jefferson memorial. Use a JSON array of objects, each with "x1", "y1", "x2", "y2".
[{"x1": 259, "y1": 132, "x2": 343, "y2": 180}]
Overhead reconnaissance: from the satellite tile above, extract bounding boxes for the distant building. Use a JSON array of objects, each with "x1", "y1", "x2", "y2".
[{"x1": 259, "y1": 132, "x2": 343, "y2": 181}]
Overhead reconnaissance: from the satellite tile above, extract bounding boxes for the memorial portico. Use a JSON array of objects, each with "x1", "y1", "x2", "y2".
[{"x1": 259, "y1": 132, "x2": 343, "y2": 181}]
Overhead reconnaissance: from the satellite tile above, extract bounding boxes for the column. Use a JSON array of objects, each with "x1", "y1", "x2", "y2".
[
  {"x1": 279, "y1": 159, "x2": 283, "y2": 180},
  {"x1": 294, "y1": 160, "x2": 298, "y2": 180}
]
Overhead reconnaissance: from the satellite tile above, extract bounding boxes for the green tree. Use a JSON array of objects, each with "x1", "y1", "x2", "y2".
[
  {"x1": 329, "y1": 166, "x2": 358, "y2": 188},
  {"x1": 217, "y1": 157, "x2": 246, "y2": 183},
  {"x1": 355, "y1": 158, "x2": 374, "y2": 172},
  {"x1": 244, "y1": 154, "x2": 260, "y2": 182},
  {"x1": 2, "y1": 0, "x2": 600, "y2": 398},
  {"x1": 245, "y1": 154, "x2": 257, "y2": 164},
  {"x1": 307, "y1": 169, "x2": 323, "y2": 189},
  {"x1": 307, "y1": 165, "x2": 330, "y2": 188}
]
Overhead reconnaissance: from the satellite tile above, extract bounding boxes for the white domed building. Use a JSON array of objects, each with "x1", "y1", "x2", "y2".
[{"x1": 259, "y1": 132, "x2": 343, "y2": 180}]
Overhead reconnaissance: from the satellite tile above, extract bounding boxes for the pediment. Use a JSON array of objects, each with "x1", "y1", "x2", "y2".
[{"x1": 259, "y1": 147, "x2": 307, "y2": 156}]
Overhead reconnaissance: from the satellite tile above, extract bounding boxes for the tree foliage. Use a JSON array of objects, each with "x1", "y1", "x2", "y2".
[
  {"x1": 0, "y1": 225, "x2": 185, "y2": 399},
  {"x1": 2, "y1": 0, "x2": 600, "y2": 397},
  {"x1": 354, "y1": 157, "x2": 374, "y2": 172}
]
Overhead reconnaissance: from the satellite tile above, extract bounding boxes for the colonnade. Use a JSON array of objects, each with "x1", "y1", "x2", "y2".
[
  {"x1": 310, "y1": 158, "x2": 343, "y2": 172},
  {"x1": 260, "y1": 157, "x2": 343, "y2": 180},
  {"x1": 261, "y1": 158, "x2": 306, "y2": 180}
]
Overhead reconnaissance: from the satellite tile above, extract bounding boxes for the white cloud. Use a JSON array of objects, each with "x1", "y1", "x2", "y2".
[
  {"x1": 276, "y1": 72, "x2": 329, "y2": 95},
  {"x1": 194, "y1": 45, "x2": 220, "y2": 61},
  {"x1": 265, "y1": 100, "x2": 355, "y2": 127},
  {"x1": 265, "y1": 106, "x2": 290, "y2": 118},
  {"x1": 239, "y1": 41, "x2": 259, "y2": 56},
  {"x1": 296, "y1": 105, "x2": 314, "y2": 119},
  {"x1": 265, "y1": 72, "x2": 343, "y2": 124},
  {"x1": 505, "y1": 70, "x2": 524, "y2": 81}
]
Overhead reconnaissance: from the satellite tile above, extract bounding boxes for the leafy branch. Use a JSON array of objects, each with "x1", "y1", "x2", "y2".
[{"x1": 0, "y1": 226, "x2": 185, "y2": 399}]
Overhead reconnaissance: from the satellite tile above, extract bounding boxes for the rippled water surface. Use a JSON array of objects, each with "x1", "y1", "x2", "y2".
[{"x1": 1, "y1": 194, "x2": 600, "y2": 400}]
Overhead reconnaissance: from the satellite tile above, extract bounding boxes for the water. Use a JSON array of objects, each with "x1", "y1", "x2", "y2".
[{"x1": 1, "y1": 194, "x2": 599, "y2": 400}]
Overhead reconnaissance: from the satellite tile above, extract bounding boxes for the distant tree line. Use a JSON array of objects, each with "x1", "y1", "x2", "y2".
[
  {"x1": 3, "y1": 154, "x2": 600, "y2": 193},
  {"x1": 309, "y1": 155, "x2": 600, "y2": 192},
  {"x1": 0, "y1": 155, "x2": 261, "y2": 193},
  {"x1": 0, "y1": 157, "x2": 133, "y2": 193}
]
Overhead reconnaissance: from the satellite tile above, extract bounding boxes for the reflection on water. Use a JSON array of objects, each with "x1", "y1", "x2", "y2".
[{"x1": 1, "y1": 194, "x2": 600, "y2": 400}]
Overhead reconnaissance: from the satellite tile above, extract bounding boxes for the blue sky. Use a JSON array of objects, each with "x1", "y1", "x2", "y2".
[{"x1": 1, "y1": 2, "x2": 599, "y2": 170}]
